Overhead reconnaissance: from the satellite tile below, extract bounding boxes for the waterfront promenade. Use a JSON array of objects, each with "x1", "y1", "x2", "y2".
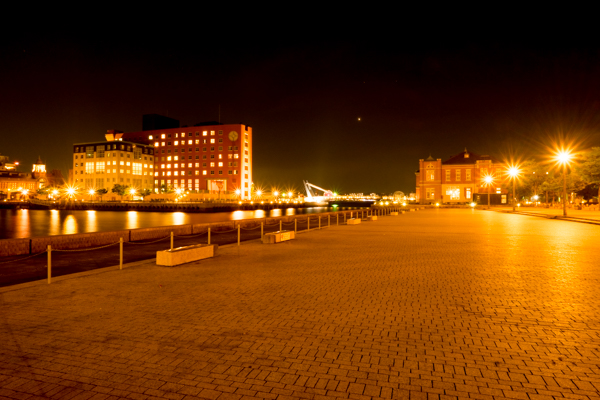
[{"x1": 1, "y1": 209, "x2": 599, "y2": 400}]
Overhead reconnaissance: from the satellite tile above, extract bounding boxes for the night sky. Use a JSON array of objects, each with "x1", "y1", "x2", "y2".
[{"x1": 3, "y1": 32, "x2": 600, "y2": 194}]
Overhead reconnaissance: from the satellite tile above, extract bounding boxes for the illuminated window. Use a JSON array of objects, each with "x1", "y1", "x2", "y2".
[
  {"x1": 211, "y1": 131, "x2": 215, "y2": 136},
  {"x1": 120, "y1": 169, "x2": 124, "y2": 174},
  {"x1": 174, "y1": 171, "x2": 179, "y2": 176},
  {"x1": 210, "y1": 162, "x2": 215, "y2": 167},
  {"x1": 161, "y1": 134, "x2": 166, "y2": 139},
  {"x1": 154, "y1": 142, "x2": 159, "y2": 147},
  {"x1": 167, "y1": 164, "x2": 171, "y2": 169},
  {"x1": 167, "y1": 156, "x2": 172, "y2": 161},
  {"x1": 174, "y1": 141, "x2": 179, "y2": 146},
  {"x1": 218, "y1": 162, "x2": 223, "y2": 167},
  {"x1": 210, "y1": 139, "x2": 215, "y2": 144},
  {"x1": 195, "y1": 163, "x2": 199, "y2": 168},
  {"x1": 133, "y1": 163, "x2": 142, "y2": 175},
  {"x1": 188, "y1": 163, "x2": 192, "y2": 168},
  {"x1": 195, "y1": 140, "x2": 200, "y2": 145},
  {"x1": 203, "y1": 170, "x2": 207, "y2": 175},
  {"x1": 188, "y1": 140, "x2": 192, "y2": 145},
  {"x1": 174, "y1": 164, "x2": 178, "y2": 168},
  {"x1": 465, "y1": 187, "x2": 472, "y2": 199},
  {"x1": 445, "y1": 187, "x2": 460, "y2": 200},
  {"x1": 161, "y1": 142, "x2": 165, "y2": 146},
  {"x1": 120, "y1": 161, "x2": 124, "y2": 166},
  {"x1": 86, "y1": 162, "x2": 94, "y2": 174},
  {"x1": 167, "y1": 171, "x2": 171, "y2": 176},
  {"x1": 218, "y1": 154, "x2": 222, "y2": 159},
  {"x1": 96, "y1": 162, "x2": 105, "y2": 173},
  {"x1": 203, "y1": 131, "x2": 207, "y2": 136},
  {"x1": 174, "y1": 156, "x2": 179, "y2": 161},
  {"x1": 426, "y1": 188, "x2": 435, "y2": 199},
  {"x1": 126, "y1": 162, "x2": 131, "y2": 166},
  {"x1": 148, "y1": 135, "x2": 153, "y2": 140},
  {"x1": 234, "y1": 154, "x2": 239, "y2": 159},
  {"x1": 195, "y1": 171, "x2": 199, "y2": 175}
]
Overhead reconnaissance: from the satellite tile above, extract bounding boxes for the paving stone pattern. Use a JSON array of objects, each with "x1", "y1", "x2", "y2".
[{"x1": 1, "y1": 209, "x2": 599, "y2": 400}]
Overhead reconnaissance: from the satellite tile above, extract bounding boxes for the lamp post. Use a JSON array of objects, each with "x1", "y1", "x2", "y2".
[
  {"x1": 555, "y1": 149, "x2": 573, "y2": 217},
  {"x1": 483, "y1": 175, "x2": 494, "y2": 210},
  {"x1": 129, "y1": 187, "x2": 137, "y2": 202},
  {"x1": 507, "y1": 166, "x2": 520, "y2": 212}
]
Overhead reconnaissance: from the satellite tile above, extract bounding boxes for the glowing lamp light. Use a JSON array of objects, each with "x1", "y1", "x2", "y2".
[
  {"x1": 484, "y1": 175, "x2": 493, "y2": 184},
  {"x1": 175, "y1": 188, "x2": 183, "y2": 195},
  {"x1": 555, "y1": 149, "x2": 573, "y2": 165},
  {"x1": 273, "y1": 191, "x2": 279, "y2": 197},
  {"x1": 235, "y1": 189, "x2": 241, "y2": 195},
  {"x1": 256, "y1": 190, "x2": 262, "y2": 196},
  {"x1": 52, "y1": 190, "x2": 59, "y2": 196},
  {"x1": 288, "y1": 192, "x2": 293, "y2": 198},
  {"x1": 129, "y1": 188, "x2": 136, "y2": 195},
  {"x1": 435, "y1": 203, "x2": 440, "y2": 207},
  {"x1": 508, "y1": 166, "x2": 520, "y2": 178},
  {"x1": 88, "y1": 189, "x2": 96, "y2": 196},
  {"x1": 470, "y1": 202, "x2": 476, "y2": 207},
  {"x1": 21, "y1": 189, "x2": 29, "y2": 196}
]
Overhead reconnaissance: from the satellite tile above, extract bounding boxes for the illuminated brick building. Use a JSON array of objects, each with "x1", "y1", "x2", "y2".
[
  {"x1": 71, "y1": 140, "x2": 155, "y2": 191},
  {"x1": 0, "y1": 155, "x2": 64, "y2": 199},
  {"x1": 416, "y1": 149, "x2": 506, "y2": 204},
  {"x1": 116, "y1": 123, "x2": 253, "y2": 199}
]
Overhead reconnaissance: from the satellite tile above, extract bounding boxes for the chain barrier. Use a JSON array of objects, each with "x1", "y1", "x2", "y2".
[
  {"x1": 0, "y1": 251, "x2": 47, "y2": 265},
  {"x1": 265, "y1": 222, "x2": 280, "y2": 226},
  {"x1": 173, "y1": 231, "x2": 208, "y2": 238},
  {"x1": 211, "y1": 228, "x2": 238, "y2": 234},
  {"x1": 240, "y1": 225, "x2": 262, "y2": 231},
  {"x1": 127, "y1": 236, "x2": 172, "y2": 245},
  {"x1": 53, "y1": 242, "x2": 120, "y2": 252}
]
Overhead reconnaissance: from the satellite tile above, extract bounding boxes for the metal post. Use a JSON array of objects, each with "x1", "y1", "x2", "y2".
[
  {"x1": 119, "y1": 237, "x2": 123, "y2": 270},
  {"x1": 328, "y1": 215, "x2": 330, "y2": 227},
  {"x1": 563, "y1": 166, "x2": 567, "y2": 217},
  {"x1": 170, "y1": 232, "x2": 173, "y2": 250},
  {"x1": 208, "y1": 227, "x2": 211, "y2": 244},
  {"x1": 261, "y1": 222, "x2": 264, "y2": 239},
  {"x1": 295, "y1": 218, "x2": 297, "y2": 233},
  {"x1": 337, "y1": 213, "x2": 339, "y2": 225},
  {"x1": 280, "y1": 220, "x2": 282, "y2": 231},
  {"x1": 344, "y1": 213, "x2": 346, "y2": 223},
  {"x1": 308, "y1": 217, "x2": 310, "y2": 230},
  {"x1": 237, "y1": 224, "x2": 240, "y2": 246},
  {"x1": 351, "y1": 211, "x2": 353, "y2": 219},
  {"x1": 47, "y1": 245, "x2": 51, "y2": 284}
]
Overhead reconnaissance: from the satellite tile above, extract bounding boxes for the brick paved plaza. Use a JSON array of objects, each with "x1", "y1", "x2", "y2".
[{"x1": 1, "y1": 209, "x2": 599, "y2": 400}]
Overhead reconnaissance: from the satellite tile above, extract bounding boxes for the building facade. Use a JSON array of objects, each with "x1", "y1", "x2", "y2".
[
  {"x1": 115, "y1": 123, "x2": 253, "y2": 199},
  {"x1": 71, "y1": 141, "x2": 155, "y2": 192},
  {"x1": 0, "y1": 154, "x2": 64, "y2": 199},
  {"x1": 416, "y1": 149, "x2": 506, "y2": 204}
]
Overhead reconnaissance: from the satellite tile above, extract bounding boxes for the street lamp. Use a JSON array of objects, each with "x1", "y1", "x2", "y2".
[
  {"x1": 483, "y1": 175, "x2": 494, "y2": 210},
  {"x1": 88, "y1": 188, "x2": 96, "y2": 202},
  {"x1": 554, "y1": 148, "x2": 573, "y2": 217},
  {"x1": 507, "y1": 165, "x2": 521, "y2": 212},
  {"x1": 129, "y1": 187, "x2": 137, "y2": 201}
]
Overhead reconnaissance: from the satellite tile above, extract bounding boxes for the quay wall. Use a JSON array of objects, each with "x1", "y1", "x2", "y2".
[{"x1": 0, "y1": 208, "x2": 386, "y2": 258}]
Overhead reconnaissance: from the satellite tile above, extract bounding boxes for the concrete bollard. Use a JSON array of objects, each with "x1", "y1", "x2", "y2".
[
  {"x1": 261, "y1": 222, "x2": 264, "y2": 240},
  {"x1": 208, "y1": 227, "x2": 211, "y2": 244},
  {"x1": 170, "y1": 232, "x2": 174, "y2": 250},
  {"x1": 120, "y1": 237, "x2": 123, "y2": 269},
  {"x1": 238, "y1": 224, "x2": 240, "y2": 246}
]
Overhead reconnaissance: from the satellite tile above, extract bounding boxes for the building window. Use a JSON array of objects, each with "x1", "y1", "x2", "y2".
[
  {"x1": 133, "y1": 163, "x2": 142, "y2": 175},
  {"x1": 426, "y1": 188, "x2": 435, "y2": 199},
  {"x1": 445, "y1": 187, "x2": 460, "y2": 200},
  {"x1": 466, "y1": 169, "x2": 471, "y2": 181},
  {"x1": 456, "y1": 170, "x2": 461, "y2": 181},
  {"x1": 86, "y1": 146, "x2": 94, "y2": 158},
  {"x1": 465, "y1": 187, "x2": 472, "y2": 199},
  {"x1": 445, "y1": 170, "x2": 451, "y2": 182},
  {"x1": 85, "y1": 162, "x2": 94, "y2": 174},
  {"x1": 96, "y1": 162, "x2": 105, "y2": 173}
]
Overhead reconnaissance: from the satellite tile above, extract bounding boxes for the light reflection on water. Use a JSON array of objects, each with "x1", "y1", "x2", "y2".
[{"x1": 0, "y1": 206, "x2": 363, "y2": 239}]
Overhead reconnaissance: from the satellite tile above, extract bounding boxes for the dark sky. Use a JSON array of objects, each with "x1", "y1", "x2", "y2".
[{"x1": 3, "y1": 32, "x2": 600, "y2": 194}]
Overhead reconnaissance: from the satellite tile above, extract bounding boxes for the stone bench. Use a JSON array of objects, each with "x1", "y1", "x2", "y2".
[
  {"x1": 390, "y1": 212, "x2": 398, "y2": 216},
  {"x1": 263, "y1": 230, "x2": 296, "y2": 244},
  {"x1": 410, "y1": 209, "x2": 415, "y2": 212},
  {"x1": 347, "y1": 218, "x2": 361, "y2": 225},
  {"x1": 157, "y1": 244, "x2": 217, "y2": 267},
  {"x1": 366, "y1": 216, "x2": 377, "y2": 221}
]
